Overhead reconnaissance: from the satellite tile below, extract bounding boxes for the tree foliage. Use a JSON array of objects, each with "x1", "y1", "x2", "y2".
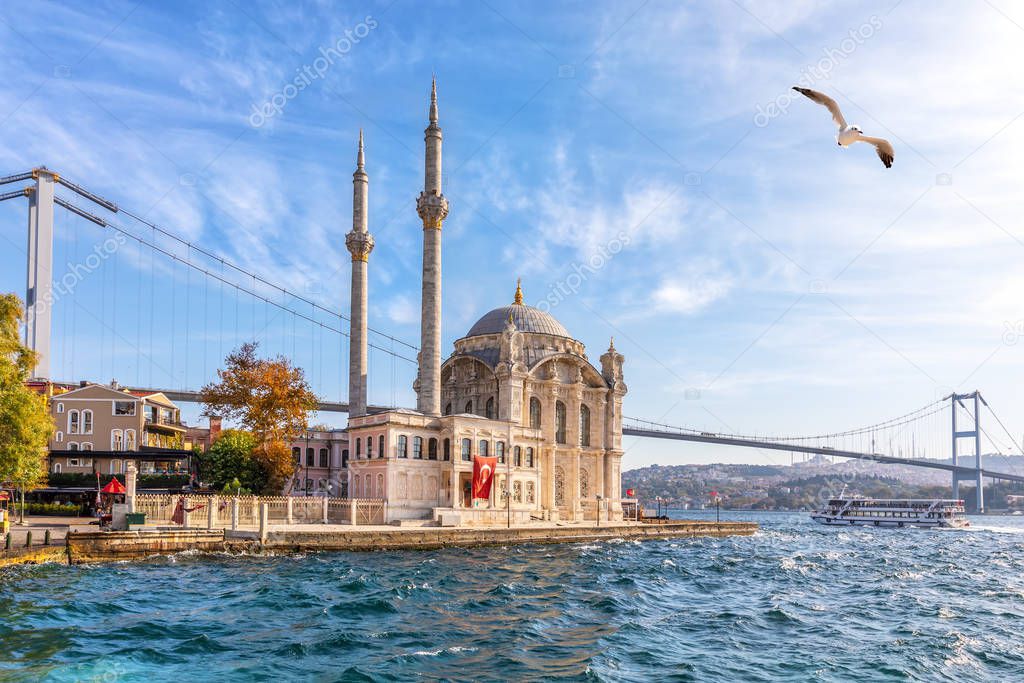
[
  {"x1": 200, "y1": 343, "x2": 319, "y2": 494},
  {"x1": 196, "y1": 429, "x2": 266, "y2": 493},
  {"x1": 0, "y1": 294, "x2": 53, "y2": 503}
]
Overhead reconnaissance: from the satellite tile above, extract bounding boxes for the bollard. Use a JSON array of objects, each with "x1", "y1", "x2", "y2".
[
  {"x1": 44, "y1": 530, "x2": 51, "y2": 546},
  {"x1": 4, "y1": 532, "x2": 10, "y2": 550},
  {"x1": 25, "y1": 531, "x2": 32, "y2": 548},
  {"x1": 322, "y1": 496, "x2": 329, "y2": 524},
  {"x1": 259, "y1": 502, "x2": 269, "y2": 544}
]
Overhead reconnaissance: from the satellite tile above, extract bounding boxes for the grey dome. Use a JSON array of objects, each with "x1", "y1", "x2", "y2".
[{"x1": 465, "y1": 303, "x2": 572, "y2": 339}]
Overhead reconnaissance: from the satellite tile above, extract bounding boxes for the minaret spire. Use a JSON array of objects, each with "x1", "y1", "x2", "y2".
[
  {"x1": 346, "y1": 131, "x2": 374, "y2": 416},
  {"x1": 415, "y1": 77, "x2": 449, "y2": 415}
]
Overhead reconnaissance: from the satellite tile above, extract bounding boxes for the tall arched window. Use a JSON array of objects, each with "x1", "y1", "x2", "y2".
[
  {"x1": 378, "y1": 435, "x2": 385, "y2": 459},
  {"x1": 526, "y1": 447, "x2": 534, "y2": 467},
  {"x1": 496, "y1": 441, "x2": 505, "y2": 464},
  {"x1": 376, "y1": 473, "x2": 384, "y2": 498},
  {"x1": 111, "y1": 429, "x2": 123, "y2": 451},
  {"x1": 443, "y1": 438, "x2": 451, "y2": 461},
  {"x1": 445, "y1": 402, "x2": 452, "y2": 416},
  {"x1": 413, "y1": 436, "x2": 423, "y2": 459},
  {"x1": 461, "y1": 438, "x2": 471, "y2": 461},
  {"x1": 68, "y1": 410, "x2": 80, "y2": 434},
  {"x1": 342, "y1": 449, "x2": 349, "y2": 468},
  {"x1": 82, "y1": 410, "x2": 93, "y2": 434},
  {"x1": 292, "y1": 446, "x2": 301, "y2": 463},
  {"x1": 465, "y1": 400, "x2": 473, "y2": 414},
  {"x1": 514, "y1": 446, "x2": 522, "y2": 467},
  {"x1": 428, "y1": 438, "x2": 438, "y2": 460},
  {"x1": 579, "y1": 404, "x2": 591, "y2": 447},
  {"x1": 479, "y1": 440, "x2": 489, "y2": 457},
  {"x1": 555, "y1": 401, "x2": 567, "y2": 444},
  {"x1": 397, "y1": 435, "x2": 408, "y2": 458},
  {"x1": 366, "y1": 436, "x2": 372, "y2": 458},
  {"x1": 485, "y1": 397, "x2": 495, "y2": 419},
  {"x1": 125, "y1": 429, "x2": 137, "y2": 451},
  {"x1": 356, "y1": 438, "x2": 362, "y2": 458},
  {"x1": 529, "y1": 397, "x2": 542, "y2": 429},
  {"x1": 319, "y1": 448, "x2": 328, "y2": 467},
  {"x1": 56, "y1": 402, "x2": 64, "y2": 413},
  {"x1": 306, "y1": 448, "x2": 315, "y2": 466},
  {"x1": 68, "y1": 442, "x2": 79, "y2": 451}
]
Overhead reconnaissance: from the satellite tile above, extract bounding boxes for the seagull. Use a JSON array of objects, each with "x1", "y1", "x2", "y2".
[{"x1": 792, "y1": 86, "x2": 894, "y2": 168}]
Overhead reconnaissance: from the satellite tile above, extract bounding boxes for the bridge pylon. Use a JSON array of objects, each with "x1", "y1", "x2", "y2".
[{"x1": 950, "y1": 391, "x2": 984, "y2": 513}]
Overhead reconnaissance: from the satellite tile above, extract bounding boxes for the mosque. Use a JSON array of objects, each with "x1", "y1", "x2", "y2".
[{"x1": 344, "y1": 81, "x2": 627, "y2": 524}]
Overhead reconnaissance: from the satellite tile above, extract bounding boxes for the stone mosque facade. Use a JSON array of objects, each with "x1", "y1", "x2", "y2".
[{"x1": 345, "y1": 81, "x2": 627, "y2": 523}]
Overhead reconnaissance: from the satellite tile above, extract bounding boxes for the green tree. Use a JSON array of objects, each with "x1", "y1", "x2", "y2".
[
  {"x1": 196, "y1": 429, "x2": 266, "y2": 493},
  {"x1": 0, "y1": 294, "x2": 53, "y2": 523}
]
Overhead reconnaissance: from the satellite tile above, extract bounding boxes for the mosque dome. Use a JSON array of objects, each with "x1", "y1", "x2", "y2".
[{"x1": 464, "y1": 281, "x2": 572, "y2": 339}]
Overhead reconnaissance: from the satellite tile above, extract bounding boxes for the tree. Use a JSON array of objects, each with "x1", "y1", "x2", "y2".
[
  {"x1": 200, "y1": 343, "x2": 319, "y2": 493},
  {"x1": 0, "y1": 294, "x2": 54, "y2": 522},
  {"x1": 196, "y1": 429, "x2": 266, "y2": 493}
]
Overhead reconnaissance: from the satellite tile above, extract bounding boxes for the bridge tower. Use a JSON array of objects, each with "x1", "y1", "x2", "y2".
[
  {"x1": 951, "y1": 391, "x2": 984, "y2": 512},
  {"x1": 24, "y1": 168, "x2": 56, "y2": 380}
]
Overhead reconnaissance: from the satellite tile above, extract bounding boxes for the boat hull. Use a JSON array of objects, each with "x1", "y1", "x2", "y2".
[{"x1": 810, "y1": 514, "x2": 968, "y2": 529}]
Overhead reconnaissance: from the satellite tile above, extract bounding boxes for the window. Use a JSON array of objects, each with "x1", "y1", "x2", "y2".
[
  {"x1": 69, "y1": 458, "x2": 80, "y2": 467},
  {"x1": 479, "y1": 440, "x2": 489, "y2": 457},
  {"x1": 55, "y1": 431, "x2": 63, "y2": 443},
  {"x1": 82, "y1": 443, "x2": 92, "y2": 451},
  {"x1": 319, "y1": 448, "x2": 329, "y2": 468},
  {"x1": 125, "y1": 429, "x2": 136, "y2": 451},
  {"x1": 397, "y1": 435, "x2": 408, "y2": 458},
  {"x1": 292, "y1": 447, "x2": 301, "y2": 464},
  {"x1": 579, "y1": 404, "x2": 591, "y2": 447},
  {"x1": 513, "y1": 480, "x2": 523, "y2": 503},
  {"x1": 443, "y1": 438, "x2": 451, "y2": 461},
  {"x1": 461, "y1": 438, "x2": 471, "y2": 462},
  {"x1": 111, "y1": 430, "x2": 123, "y2": 451},
  {"x1": 53, "y1": 462, "x2": 61, "y2": 473},
  {"x1": 527, "y1": 481, "x2": 536, "y2": 503},
  {"x1": 82, "y1": 410, "x2": 93, "y2": 434},
  {"x1": 526, "y1": 447, "x2": 534, "y2": 468},
  {"x1": 529, "y1": 397, "x2": 542, "y2": 429},
  {"x1": 366, "y1": 436, "x2": 373, "y2": 458},
  {"x1": 114, "y1": 400, "x2": 135, "y2": 416},
  {"x1": 496, "y1": 441, "x2": 505, "y2": 464},
  {"x1": 413, "y1": 436, "x2": 423, "y2": 459},
  {"x1": 306, "y1": 448, "x2": 315, "y2": 467},
  {"x1": 56, "y1": 402, "x2": 64, "y2": 413},
  {"x1": 376, "y1": 473, "x2": 384, "y2": 498},
  {"x1": 342, "y1": 449, "x2": 349, "y2": 468},
  {"x1": 68, "y1": 410, "x2": 80, "y2": 434},
  {"x1": 445, "y1": 402, "x2": 452, "y2": 416},
  {"x1": 379, "y1": 435, "x2": 385, "y2": 459},
  {"x1": 514, "y1": 446, "x2": 522, "y2": 467},
  {"x1": 428, "y1": 438, "x2": 438, "y2": 461},
  {"x1": 356, "y1": 438, "x2": 362, "y2": 459},
  {"x1": 485, "y1": 397, "x2": 494, "y2": 419},
  {"x1": 555, "y1": 401, "x2": 567, "y2": 444},
  {"x1": 465, "y1": 400, "x2": 473, "y2": 414},
  {"x1": 68, "y1": 442, "x2": 79, "y2": 451},
  {"x1": 364, "y1": 474, "x2": 371, "y2": 497},
  {"x1": 110, "y1": 460, "x2": 119, "y2": 474}
]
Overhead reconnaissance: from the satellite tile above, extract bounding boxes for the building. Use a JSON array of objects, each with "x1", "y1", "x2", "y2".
[
  {"x1": 344, "y1": 80, "x2": 627, "y2": 523},
  {"x1": 288, "y1": 429, "x2": 349, "y2": 497},
  {"x1": 45, "y1": 381, "x2": 192, "y2": 476}
]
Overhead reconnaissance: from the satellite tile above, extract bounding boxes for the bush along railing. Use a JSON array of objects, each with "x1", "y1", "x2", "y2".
[{"x1": 11, "y1": 502, "x2": 85, "y2": 516}]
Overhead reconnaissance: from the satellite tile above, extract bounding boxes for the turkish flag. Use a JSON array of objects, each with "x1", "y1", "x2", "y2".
[{"x1": 472, "y1": 456, "x2": 498, "y2": 500}]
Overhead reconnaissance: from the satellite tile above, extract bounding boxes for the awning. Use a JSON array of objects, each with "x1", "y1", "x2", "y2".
[{"x1": 101, "y1": 478, "x2": 127, "y2": 494}]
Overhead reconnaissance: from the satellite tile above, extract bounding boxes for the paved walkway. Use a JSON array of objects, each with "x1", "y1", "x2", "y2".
[{"x1": 4, "y1": 516, "x2": 88, "y2": 546}]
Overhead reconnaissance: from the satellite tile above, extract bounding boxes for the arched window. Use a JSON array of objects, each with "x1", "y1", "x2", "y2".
[
  {"x1": 55, "y1": 431, "x2": 63, "y2": 443},
  {"x1": 365, "y1": 436, "x2": 372, "y2": 458},
  {"x1": 82, "y1": 443, "x2": 92, "y2": 451},
  {"x1": 306, "y1": 448, "x2": 315, "y2": 466},
  {"x1": 526, "y1": 447, "x2": 534, "y2": 467},
  {"x1": 377, "y1": 473, "x2": 384, "y2": 498},
  {"x1": 514, "y1": 446, "x2": 522, "y2": 467},
  {"x1": 465, "y1": 400, "x2": 473, "y2": 414},
  {"x1": 292, "y1": 446, "x2": 301, "y2": 463},
  {"x1": 579, "y1": 404, "x2": 591, "y2": 447},
  {"x1": 397, "y1": 435, "x2": 408, "y2": 458},
  {"x1": 82, "y1": 410, "x2": 93, "y2": 434},
  {"x1": 68, "y1": 442, "x2": 79, "y2": 451},
  {"x1": 56, "y1": 402, "x2": 64, "y2": 413},
  {"x1": 379, "y1": 435, "x2": 385, "y2": 459},
  {"x1": 111, "y1": 430, "x2": 123, "y2": 451},
  {"x1": 413, "y1": 436, "x2": 423, "y2": 459},
  {"x1": 526, "y1": 481, "x2": 535, "y2": 503},
  {"x1": 319, "y1": 448, "x2": 328, "y2": 467},
  {"x1": 342, "y1": 449, "x2": 349, "y2": 468},
  {"x1": 53, "y1": 462, "x2": 61, "y2": 473},
  {"x1": 68, "y1": 410, "x2": 80, "y2": 434},
  {"x1": 555, "y1": 401, "x2": 567, "y2": 444},
  {"x1": 485, "y1": 397, "x2": 495, "y2": 419},
  {"x1": 125, "y1": 429, "x2": 136, "y2": 451},
  {"x1": 479, "y1": 440, "x2": 489, "y2": 457},
  {"x1": 529, "y1": 397, "x2": 542, "y2": 429},
  {"x1": 356, "y1": 438, "x2": 362, "y2": 458},
  {"x1": 428, "y1": 438, "x2": 438, "y2": 460},
  {"x1": 364, "y1": 474, "x2": 372, "y2": 497},
  {"x1": 445, "y1": 402, "x2": 452, "y2": 416},
  {"x1": 496, "y1": 441, "x2": 505, "y2": 464},
  {"x1": 461, "y1": 438, "x2": 471, "y2": 461},
  {"x1": 443, "y1": 438, "x2": 451, "y2": 461}
]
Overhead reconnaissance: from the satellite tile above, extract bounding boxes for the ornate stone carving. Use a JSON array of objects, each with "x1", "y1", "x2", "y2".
[
  {"x1": 416, "y1": 191, "x2": 449, "y2": 229},
  {"x1": 345, "y1": 230, "x2": 375, "y2": 262}
]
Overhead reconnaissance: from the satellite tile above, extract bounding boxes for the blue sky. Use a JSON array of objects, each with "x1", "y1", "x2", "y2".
[{"x1": 1, "y1": 0, "x2": 1022, "y2": 469}]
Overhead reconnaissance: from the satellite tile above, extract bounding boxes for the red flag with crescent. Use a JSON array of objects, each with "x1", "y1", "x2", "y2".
[{"x1": 472, "y1": 456, "x2": 498, "y2": 500}]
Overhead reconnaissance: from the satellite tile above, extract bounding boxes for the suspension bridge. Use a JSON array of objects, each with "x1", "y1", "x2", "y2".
[{"x1": 2, "y1": 167, "x2": 1021, "y2": 512}]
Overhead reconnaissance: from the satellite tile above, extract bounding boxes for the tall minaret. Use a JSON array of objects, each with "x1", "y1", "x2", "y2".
[
  {"x1": 415, "y1": 78, "x2": 449, "y2": 415},
  {"x1": 346, "y1": 130, "x2": 374, "y2": 416}
]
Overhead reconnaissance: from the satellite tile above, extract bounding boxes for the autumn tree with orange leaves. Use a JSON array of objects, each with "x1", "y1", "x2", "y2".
[{"x1": 200, "y1": 342, "x2": 319, "y2": 494}]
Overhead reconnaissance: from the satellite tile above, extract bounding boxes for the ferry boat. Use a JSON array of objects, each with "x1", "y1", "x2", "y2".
[{"x1": 811, "y1": 495, "x2": 968, "y2": 529}]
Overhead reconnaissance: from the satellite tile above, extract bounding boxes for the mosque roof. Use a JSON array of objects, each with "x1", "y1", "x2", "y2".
[{"x1": 464, "y1": 280, "x2": 572, "y2": 339}]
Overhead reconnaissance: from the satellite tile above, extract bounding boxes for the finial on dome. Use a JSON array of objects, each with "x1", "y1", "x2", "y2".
[
  {"x1": 609, "y1": 336, "x2": 615, "y2": 350},
  {"x1": 513, "y1": 278, "x2": 523, "y2": 305}
]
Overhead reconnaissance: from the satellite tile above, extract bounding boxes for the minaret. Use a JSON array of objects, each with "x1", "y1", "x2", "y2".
[
  {"x1": 346, "y1": 130, "x2": 374, "y2": 416},
  {"x1": 415, "y1": 78, "x2": 449, "y2": 415}
]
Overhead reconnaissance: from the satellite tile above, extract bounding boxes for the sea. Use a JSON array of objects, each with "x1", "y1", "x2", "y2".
[{"x1": 2, "y1": 511, "x2": 1024, "y2": 682}]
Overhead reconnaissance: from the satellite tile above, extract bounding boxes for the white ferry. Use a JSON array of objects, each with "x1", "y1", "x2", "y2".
[{"x1": 811, "y1": 495, "x2": 968, "y2": 529}]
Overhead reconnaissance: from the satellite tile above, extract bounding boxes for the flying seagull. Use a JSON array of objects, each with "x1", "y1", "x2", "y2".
[{"x1": 792, "y1": 86, "x2": 894, "y2": 168}]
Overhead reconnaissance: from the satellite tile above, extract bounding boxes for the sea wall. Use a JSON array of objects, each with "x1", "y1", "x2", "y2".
[
  {"x1": 66, "y1": 529, "x2": 228, "y2": 564},
  {"x1": 0, "y1": 544, "x2": 68, "y2": 567}
]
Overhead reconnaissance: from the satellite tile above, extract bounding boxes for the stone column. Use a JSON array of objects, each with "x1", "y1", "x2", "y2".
[
  {"x1": 231, "y1": 497, "x2": 239, "y2": 531},
  {"x1": 286, "y1": 497, "x2": 294, "y2": 525},
  {"x1": 259, "y1": 503, "x2": 269, "y2": 543},
  {"x1": 207, "y1": 495, "x2": 217, "y2": 530},
  {"x1": 125, "y1": 461, "x2": 138, "y2": 513},
  {"x1": 322, "y1": 496, "x2": 329, "y2": 524}
]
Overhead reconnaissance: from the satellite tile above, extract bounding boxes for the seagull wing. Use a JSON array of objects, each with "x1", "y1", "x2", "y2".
[
  {"x1": 792, "y1": 87, "x2": 847, "y2": 130},
  {"x1": 857, "y1": 135, "x2": 895, "y2": 168}
]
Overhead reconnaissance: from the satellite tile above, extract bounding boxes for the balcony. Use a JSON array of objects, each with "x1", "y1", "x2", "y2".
[{"x1": 145, "y1": 415, "x2": 186, "y2": 432}]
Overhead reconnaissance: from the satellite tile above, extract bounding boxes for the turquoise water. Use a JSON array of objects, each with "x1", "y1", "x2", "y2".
[{"x1": 3, "y1": 512, "x2": 1024, "y2": 681}]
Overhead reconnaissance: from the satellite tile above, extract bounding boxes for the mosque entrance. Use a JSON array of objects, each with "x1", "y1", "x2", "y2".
[{"x1": 460, "y1": 473, "x2": 472, "y2": 507}]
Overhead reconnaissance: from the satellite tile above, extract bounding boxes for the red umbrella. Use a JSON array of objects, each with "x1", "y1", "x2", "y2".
[{"x1": 101, "y1": 478, "x2": 127, "y2": 495}]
